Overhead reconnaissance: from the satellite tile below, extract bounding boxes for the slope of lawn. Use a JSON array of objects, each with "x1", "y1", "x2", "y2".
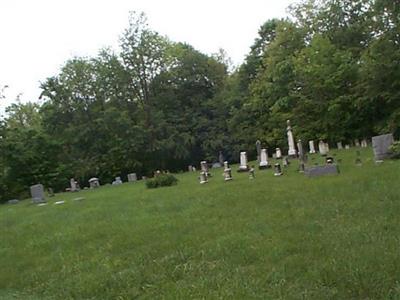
[{"x1": 1, "y1": 147, "x2": 400, "y2": 299}]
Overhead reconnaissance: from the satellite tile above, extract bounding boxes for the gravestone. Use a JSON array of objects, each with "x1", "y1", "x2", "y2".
[
  {"x1": 325, "y1": 142, "x2": 330, "y2": 152},
  {"x1": 283, "y1": 157, "x2": 289, "y2": 167},
  {"x1": 256, "y1": 140, "x2": 261, "y2": 162},
  {"x1": 372, "y1": 134, "x2": 394, "y2": 161},
  {"x1": 309, "y1": 140, "x2": 316, "y2": 154},
  {"x1": 223, "y1": 161, "x2": 232, "y2": 181},
  {"x1": 259, "y1": 148, "x2": 270, "y2": 169},
  {"x1": 127, "y1": 173, "x2": 137, "y2": 182},
  {"x1": 30, "y1": 184, "x2": 46, "y2": 203},
  {"x1": 212, "y1": 162, "x2": 222, "y2": 168},
  {"x1": 345, "y1": 145, "x2": 350, "y2": 150},
  {"x1": 297, "y1": 139, "x2": 305, "y2": 162},
  {"x1": 337, "y1": 141, "x2": 343, "y2": 150},
  {"x1": 88, "y1": 178, "x2": 100, "y2": 189},
  {"x1": 274, "y1": 163, "x2": 283, "y2": 176},
  {"x1": 299, "y1": 162, "x2": 305, "y2": 173},
  {"x1": 319, "y1": 140, "x2": 328, "y2": 156},
  {"x1": 276, "y1": 148, "x2": 282, "y2": 159},
  {"x1": 287, "y1": 120, "x2": 297, "y2": 156},
  {"x1": 326, "y1": 156, "x2": 334, "y2": 164},
  {"x1": 7, "y1": 199, "x2": 19, "y2": 204},
  {"x1": 70, "y1": 178, "x2": 78, "y2": 192},
  {"x1": 188, "y1": 165, "x2": 193, "y2": 172},
  {"x1": 112, "y1": 177, "x2": 123, "y2": 185},
  {"x1": 238, "y1": 152, "x2": 250, "y2": 172},
  {"x1": 218, "y1": 151, "x2": 225, "y2": 166},
  {"x1": 355, "y1": 150, "x2": 362, "y2": 166},
  {"x1": 47, "y1": 188, "x2": 55, "y2": 197},
  {"x1": 361, "y1": 139, "x2": 368, "y2": 148},
  {"x1": 249, "y1": 166, "x2": 255, "y2": 179},
  {"x1": 199, "y1": 172, "x2": 208, "y2": 184},
  {"x1": 305, "y1": 164, "x2": 339, "y2": 177},
  {"x1": 355, "y1": 139, "x2": 361, "y2": 147}
]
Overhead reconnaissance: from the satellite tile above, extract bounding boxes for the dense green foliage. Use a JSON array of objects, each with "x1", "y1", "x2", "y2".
[
  {"x1": 145, "y1": 174, "x2": 178, "y2": 189},
  {"x1": 1, "y1": 1, "x2": 399, "y2": 201},
  {"x1": 2, "y1": 148, "x2": 400, "y2": 299}
]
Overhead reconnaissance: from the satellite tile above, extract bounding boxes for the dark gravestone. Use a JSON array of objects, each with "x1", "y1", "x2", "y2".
[
  {"x1": 372, "y1": 134, "x2": 394, "y2": 161},
  {"x1": 305, "y1": 164, "x2": 339, "y2": 177}
]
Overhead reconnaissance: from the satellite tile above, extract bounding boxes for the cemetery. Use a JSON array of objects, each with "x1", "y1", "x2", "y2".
[{"x1": 2, "y1": 137, "x2": 400, "y2": 299}]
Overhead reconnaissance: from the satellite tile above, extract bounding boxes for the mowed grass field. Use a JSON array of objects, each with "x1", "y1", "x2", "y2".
[{"x1": 1, "y1": 147, "x2": 400, "y2": 299}]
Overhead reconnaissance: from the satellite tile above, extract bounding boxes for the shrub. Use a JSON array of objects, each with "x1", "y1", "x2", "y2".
[
  {"x1": 389, "y1": 141, "x2": 400, "y2": 159},
  {"x1": 146, "y1": 174, "x2": 178, "y2": 189}
]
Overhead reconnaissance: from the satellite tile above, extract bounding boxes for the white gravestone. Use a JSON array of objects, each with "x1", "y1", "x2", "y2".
[
  {"x1": 223, "y1": 161, "x2": 232, "y2": 181},
  {"x1": 199, "y1": 172, "x2": 208, "y2": 184},
  {"x1": 287, "y1": 120, "x2": 297, "y2": 156},
  {"x1": 88, "y1": 178, "x2": 100, "y2": 189},
  {"x1": 259, "y1": 149, "x2": 269, "y2": 169},
  {"x1": 70, "y1": 178, "x2": 77, "y2": 192},
  {"x1": 361, "y1": 139, "x2": 368, "y2": 148},
  {"x1": 276, "y1": 148, "x2": 282, "y2": 159},
  {"x1": 238, "y1": 152, "x2": 249, "y2": 171},
  {"x1": 309, "y1": 140, "x2": 316, "y2": 154},
  {"x1": 337, "y1": 142, "x2": 343, "y2": 150},
  {"x1": 319, "y1": 141, "x2": 328, "y2": 156}
]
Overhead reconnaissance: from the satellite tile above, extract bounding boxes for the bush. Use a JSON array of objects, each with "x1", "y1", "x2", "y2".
[
  {"x1": 146, "y1": 174, "x2": 178, "y2": 189},
  {"x1": 389, "y1": 141, "x2": 400, "y2": 159}
]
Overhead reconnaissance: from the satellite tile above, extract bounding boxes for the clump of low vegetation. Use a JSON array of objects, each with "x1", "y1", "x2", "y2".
[
  {"x1": 389, "y1": 141, "x2": 400, "y2": 159},
  {"x1": 145, "y1": 174, "x2": 178, "y2": 189}
]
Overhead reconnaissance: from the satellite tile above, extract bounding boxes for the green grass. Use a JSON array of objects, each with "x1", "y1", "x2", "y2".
[{"x1": 1, "y1": 147, "x2": 400, "y2": 299}]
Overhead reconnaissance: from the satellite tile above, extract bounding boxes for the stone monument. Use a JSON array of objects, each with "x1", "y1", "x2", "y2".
[
  {"x1": 319, "y1": 140, "x2": 328, "y2": 156},
  {"x1": 309, "y1": 140, "x2": 316, "y2": 154},
  {"x1": 256, "y1": 140, "x2": 261, "y2": 162},
  {"x1": 372, "y1": 134, "x2": 394, "y2": 161},
  {"x1": 30, "y1": 184, "x2": 46, "y2": 203},
  {"x1": 223, "y1": 161, "x2": 232, "y2": 181},
  {"x1": 276, "y1": 148, "x2": 282, "y2": 159},
  {"x1": 88, "y1": 178, "x2": 100, "y2": 189},
  {"x1": 238, "y1": 152, "x2": 250, "y2": 172},
  {"x1": 286, "y1": 120, "x2": 297, "y2": 156},
  {"x1": 259, "y1": 148, "x2": 270, "y2": 169},
  {"x1": 274, "y1": 163, "x2": 283, "y2": 176},
  {"x1": 127, "y1": 173, "x2": 137, "y2": 182}
]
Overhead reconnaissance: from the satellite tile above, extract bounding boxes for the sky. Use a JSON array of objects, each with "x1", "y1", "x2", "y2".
[{"x1": 0, "y1": 0, "x2": 294, "y2": 111}]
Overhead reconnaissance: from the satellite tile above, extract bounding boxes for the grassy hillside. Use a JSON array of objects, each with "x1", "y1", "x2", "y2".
[{"x1": 1, "y1": 147, "x2": 400, "y2": 299}]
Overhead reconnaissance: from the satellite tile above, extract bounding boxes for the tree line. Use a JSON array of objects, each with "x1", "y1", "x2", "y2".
[{"x1": 1, "y1": 0, "x2": 399, "y2": 201}]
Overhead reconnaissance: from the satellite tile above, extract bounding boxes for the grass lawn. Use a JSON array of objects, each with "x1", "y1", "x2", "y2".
[{"x1": 1, "y1": 147, "x2": 400, "y2": 299}]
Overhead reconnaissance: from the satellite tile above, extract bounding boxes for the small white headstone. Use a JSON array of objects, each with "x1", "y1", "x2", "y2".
[
  {"x1": 239, "y1": 152, "x2": 249, "y2": 171},
  {"x1": 259, "y1": 149, "x2": 269, "y2": 169},
  {"x1": 309, "y1": 140, "x2": 316, "y2": 154}
]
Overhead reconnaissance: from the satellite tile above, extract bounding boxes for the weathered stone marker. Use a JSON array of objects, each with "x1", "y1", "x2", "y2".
[
  {"x1": 30, "y1": 184, "x2": 46, "y2": 203},
  {"x1": 304, "y1": 164, "x2": 339, "y2": 177},
  {"x1": 372, "y1": 134, "x2": 394, "y2": 161},
  {"x1": 127, "y1": 173, "x2": 137, "y2": 182}
]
